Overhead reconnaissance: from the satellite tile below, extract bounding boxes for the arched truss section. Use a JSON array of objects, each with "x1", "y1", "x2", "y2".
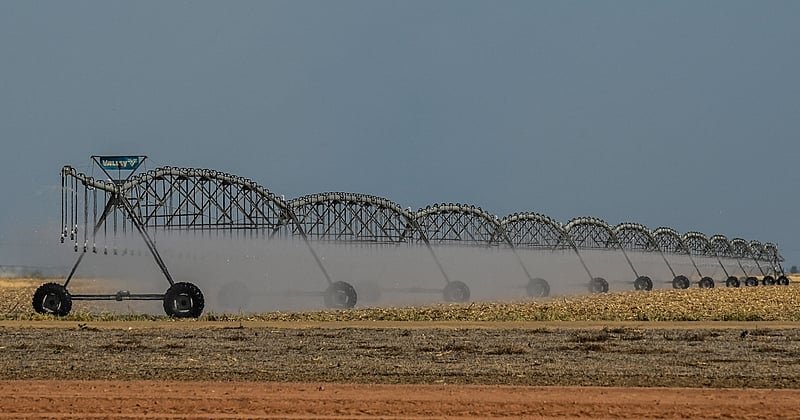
[
  {"x1": 730, "y1": 238, "x2": 753, "y2": 259},
  {"x1": 61, "y1": 165, "x2": 787, "y2": 264},
  {"x1": 652, "y1": 227, "x2": 689, "y2": 254},
  {"x1": 129, "y1": 167, "x2": 293, "y2": 232},
  {"x1": 682, "y1": 232, "x2": 711, "y2": 256},
  {"x1": 613, "y1": 223, "x2": 659, "y2": 252},
  {"x1": 287, "y1": 192, "x2": 415, "y2": 244},
  {"x1": 62, "y1": 166, "x2": 293, "y2": 234},
  {"x1": 500, "y1": 212, "x2": 572, "y2": 249},
  {"x1": 413, "y1": 203, "x2": 503, "y2": 246},
  {"x1": 764, "y1": 243, "x2": 784, "y2": 263},
  {"x1": 564, "y1": 217, "x2": 617, "y2": 250},
  {"x1": 749, "y1": 240, "x2": 767, "y2": 261},
  {"x1": 709, "y1": 235, "x2": 735, "y2": 258}
]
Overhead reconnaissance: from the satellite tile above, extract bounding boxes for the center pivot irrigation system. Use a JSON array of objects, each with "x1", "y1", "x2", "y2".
[{"x1": 33, "y1": 156, "x2": 787, "y2": 318}]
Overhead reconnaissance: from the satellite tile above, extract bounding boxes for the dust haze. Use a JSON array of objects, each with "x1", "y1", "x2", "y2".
[{"x1": 6, "y1": 229, "x2": 765, "y2": 315}]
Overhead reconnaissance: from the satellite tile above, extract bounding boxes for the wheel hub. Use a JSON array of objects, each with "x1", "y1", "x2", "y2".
[
  {"x1": 175, "y1": 295, "x2": 193, "y2": 311},
  {"x1": 43, "y1": 294, "x2": 61, "y2": 311},
  {"x1": 333, "y1": 290, "x2": 349, "y2": 306}
]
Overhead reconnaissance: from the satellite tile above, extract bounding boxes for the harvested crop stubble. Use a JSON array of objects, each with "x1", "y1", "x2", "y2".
[
  {"x1": 0, "y1": 279, "x2": 38, "y2": 316},
  {"x1": 3, "y1": 278, "x2": 799, "y2": 322},
  {"x1": 244, "y1": 285, "x2": 800, "y2": 323}
]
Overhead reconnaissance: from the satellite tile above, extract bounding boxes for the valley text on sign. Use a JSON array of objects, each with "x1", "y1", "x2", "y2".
[{"x1": 98, "y1": 156, "x2": 142, "y2": 171}]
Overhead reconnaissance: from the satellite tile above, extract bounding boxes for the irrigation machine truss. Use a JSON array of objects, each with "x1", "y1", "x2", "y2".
[{"x1": 35, "y1": 157, "x2": 788, "y2": 318}]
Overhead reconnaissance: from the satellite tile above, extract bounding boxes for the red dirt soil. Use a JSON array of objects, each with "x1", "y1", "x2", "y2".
[{"x1": 1, "y1": 381, "x2": 798, "y2": 419}]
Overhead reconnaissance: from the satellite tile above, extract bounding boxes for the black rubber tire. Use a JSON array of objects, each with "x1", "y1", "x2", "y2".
[
  {"x1": 324, "y1": 281, "x2": 357, "y2": 309},
  {"x1": 698, "y1": 277, "x2": 715, "y2": 289},
  {"x1": 778, "y1": 275, "x2": 790, "y2": 286},
  {"x1": 443, "y1": 281, "x2": 471, "y2": 303},
  {"x1": 589, "y1": 277, "x2": 609, "y2": 293},
  {"x1": 217, "y1": 281, "x2": 250, "y2": 310},
  {"x1": 32, "y1": 282, "x2": 72, "y2": 316},
  {"x1": 744, "y1": 276, "x2": 759, "y2": 287},
  {"x1": 163, "y1": 282, "x2": 205, "y2": 318},
  {"x1": 672, "y1": 275, "x2": 690, "y2": 290},
  {"x1": 634, "y1": 276, "x2": 653, "y2": 291},
  {"x1": 355, "y1": 281, "x2": 382, "y2": 304},
  {"x1": 762, "y1": 275, "x2": 776, "y2": 286},
  {"x1": 526, "y1": 278, "x2": 550, "y2": 298},
  {"x1": 725, "y1": 276, "x2": 740, "y2": 288}
]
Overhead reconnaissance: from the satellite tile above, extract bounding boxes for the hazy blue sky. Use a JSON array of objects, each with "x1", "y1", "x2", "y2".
[{"x1": 1, "y1": 1, "x2": 799, "y2": 265}]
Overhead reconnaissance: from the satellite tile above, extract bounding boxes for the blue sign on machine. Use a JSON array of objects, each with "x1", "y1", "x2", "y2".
[{"x1": 97, "y1": 156, "x2": 143, "y2": 171}]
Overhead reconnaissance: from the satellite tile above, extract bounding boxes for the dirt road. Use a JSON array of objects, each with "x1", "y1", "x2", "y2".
[{"x1": 2, "y1": 380, "x2": 798, "y2": 419}]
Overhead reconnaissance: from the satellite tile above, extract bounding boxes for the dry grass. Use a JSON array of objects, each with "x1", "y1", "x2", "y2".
[
  {"x1": 4, "y1": 278, "x2": 800, "y2": 322},
  {"x1": 213, "y1": 283, "x2": 800, "y2": 323},
  {"x1": 0, "y1": 278, "x2": 40, "y2": 316}
]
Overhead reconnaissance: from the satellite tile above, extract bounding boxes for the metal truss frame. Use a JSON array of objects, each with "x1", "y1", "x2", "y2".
[
  {"x1": 55, "y1": 161, "x2": 789, "y2": 309},
  {"x1": 613, "y1": 222, "x2": 679, "y2": 281},
  {"x1": 288, "y1": 192, "x2": 414, "y2": 244},
  {"x1": 652, "y1": 227, "x2": 705, "y2": 282},
  {"x1": 709, "y1": 234, "x2": 749, "y2": 281},
  {"x1": 413, "y1": 203, "x2": 505, "y2": 246},
  {"x1": 564, "y1": 217, "x2": 647, "y2": 290},
  {"x1": 411, "y1": 203, "x2": 533, "y2": 296},
  {"x1": 126, "y1": 167, "x2": 292, "y2": 234},
  {"x1": 501, "y1": 212, "x2": 595, "y2": 285}
]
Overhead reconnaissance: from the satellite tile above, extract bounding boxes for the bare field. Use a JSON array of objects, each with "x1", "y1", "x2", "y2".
[
  {"x1": 4, "y1": 277, "x2": 800, "y2": 322},
  {"x1": 3, "y1": 277, "x2": 800, "y2": 387},
  {"x1": 3, "y1": 278, "x2": 800, "y2": 418}
]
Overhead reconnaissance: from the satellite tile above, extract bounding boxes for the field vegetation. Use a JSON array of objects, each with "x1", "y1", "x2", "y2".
[{"x1": 2, "y1": 278, "x2": 799, "y2": 323}]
